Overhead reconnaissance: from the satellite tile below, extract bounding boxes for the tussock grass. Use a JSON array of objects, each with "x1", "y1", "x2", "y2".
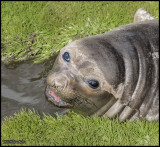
[
  {"x1": 1, "y1": 1, "x2": 159, "y2": 63},
  {"x1": 1, "y1": 109, "x2": 159, "y2": 146}
]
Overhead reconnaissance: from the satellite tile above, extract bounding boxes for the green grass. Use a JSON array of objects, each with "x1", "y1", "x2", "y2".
[
  {"x1": 1, "y1": 1, "x2": 159, "y2": 63},
  {"x1": 1, "y1": 108, "x2": 159, "y2": 146}
]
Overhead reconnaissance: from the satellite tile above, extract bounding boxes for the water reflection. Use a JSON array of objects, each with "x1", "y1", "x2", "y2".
[{"x1": 1, "y1": 55, "x2": 68, "y2": 120}]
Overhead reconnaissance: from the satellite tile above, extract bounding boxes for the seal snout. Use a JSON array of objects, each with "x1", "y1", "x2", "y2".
[
  {"x1": 46, "y1": 70, "x2": 76, "y2": 108},
  {"x1": 47, "y1": 74, "x2": 67, "y2": 89},
  {"x1": 46, "y1": 71, "x2": 76, "y2": 90},
  {"x1": 45, "y1": 87, "x2": 72, "y2": 108}
]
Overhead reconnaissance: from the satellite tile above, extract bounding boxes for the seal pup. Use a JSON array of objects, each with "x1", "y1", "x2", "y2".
[{"x1": 46, "y1": 9, "x2": 159, "y2": 122}]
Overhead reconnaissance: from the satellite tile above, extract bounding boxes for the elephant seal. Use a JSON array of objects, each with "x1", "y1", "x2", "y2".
[{"x1": 46, "y1": 9, "x2": 159, "y2": 122}]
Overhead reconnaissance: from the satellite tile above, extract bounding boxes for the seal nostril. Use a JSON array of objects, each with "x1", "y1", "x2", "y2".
[
  {"x1": 53, "y1": 76, "x2": 69, "y2": 89},
  {"x1": 46, "y1": 75, "x2": 54, "y2": 87},
  {"x1": 54, "y1": 80, "x2": 63, "y2": 88}
]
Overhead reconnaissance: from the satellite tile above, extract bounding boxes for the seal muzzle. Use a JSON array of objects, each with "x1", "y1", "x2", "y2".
[{"x1": 45, "y1": 87, "x2": 72, "y2": 108}]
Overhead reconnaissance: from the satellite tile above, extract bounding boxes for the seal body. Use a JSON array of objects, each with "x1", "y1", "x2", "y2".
[{"x1": 46, "y1": 10, "x2": 159, "y2": 122}]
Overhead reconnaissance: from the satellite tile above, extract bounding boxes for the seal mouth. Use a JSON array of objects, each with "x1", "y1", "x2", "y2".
[{"x1": 45, "y1": 87, "x2": 72, "y2": 108}]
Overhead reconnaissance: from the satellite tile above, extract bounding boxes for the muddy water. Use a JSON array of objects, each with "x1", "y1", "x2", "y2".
[{"x1": 1, "y1": 55, "x2": 68, "y2": 120}]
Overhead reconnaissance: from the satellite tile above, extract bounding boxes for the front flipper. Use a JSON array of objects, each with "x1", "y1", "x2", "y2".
[{"x1": 134, "y1": 8, "x2": 154, "y2": 23}]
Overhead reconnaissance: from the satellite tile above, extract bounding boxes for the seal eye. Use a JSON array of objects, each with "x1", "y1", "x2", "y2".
[
  {"x1": 88, "y1": 80, "x2": 99, "y2": 89},
  {"x1": 62, "y1": 52, "x2": 70, "y2": 62}
]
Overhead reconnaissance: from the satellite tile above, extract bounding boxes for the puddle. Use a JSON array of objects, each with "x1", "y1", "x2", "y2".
[{"x1": 1, "y1": 54, "x2": 68, "y2": 120}]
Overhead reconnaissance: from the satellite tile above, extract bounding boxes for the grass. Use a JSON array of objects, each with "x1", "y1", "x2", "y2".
[
  {"x1": 1, "y1": 108, "x2": 159, "y2": 146},
  {"x1": 1, "y1": 1, "x2": 159, "y2": 63}
]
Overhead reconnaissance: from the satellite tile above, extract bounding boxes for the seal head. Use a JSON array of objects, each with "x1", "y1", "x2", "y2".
[
  {"x1": 45, "y1": 34, "x2": 126, "y2": 115},
  {"x1": 46, "y1": 9, "x2": 159, "y2": 121}
]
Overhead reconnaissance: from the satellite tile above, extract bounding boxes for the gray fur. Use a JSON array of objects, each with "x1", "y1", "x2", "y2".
[{"x1": 46, "y1": 9, "x2": 159, "y2": 121}]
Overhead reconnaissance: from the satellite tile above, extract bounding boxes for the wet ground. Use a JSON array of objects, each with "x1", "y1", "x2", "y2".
[{"x1": 1, "y1": 55, "x2": 68, "y2": 120}]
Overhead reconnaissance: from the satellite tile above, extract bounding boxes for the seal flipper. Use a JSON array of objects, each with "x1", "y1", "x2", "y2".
[
  {"x1": 118, "y1": 106, "x2": 137, "y2": 122},
  {"x1": 145, "y1": 90, "x2": 159, "y2": 121},
  {"x1": 129, "y1": 112, "x2": 139, "y2": 122},
  {"x1": 102, "y1": 100, "x2": 125, "y2": 119},
  {"x1": 134, "y1": 8, "x2": 154, "y2": 23},
  {"x1": 91, "y1": 96, "x2": 117, "y2": 117}
]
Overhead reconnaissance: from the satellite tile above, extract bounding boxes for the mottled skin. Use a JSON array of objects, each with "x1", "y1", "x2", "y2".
[{"x1": 46, "y1": 9, "x2": 159, "y2": 121}]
